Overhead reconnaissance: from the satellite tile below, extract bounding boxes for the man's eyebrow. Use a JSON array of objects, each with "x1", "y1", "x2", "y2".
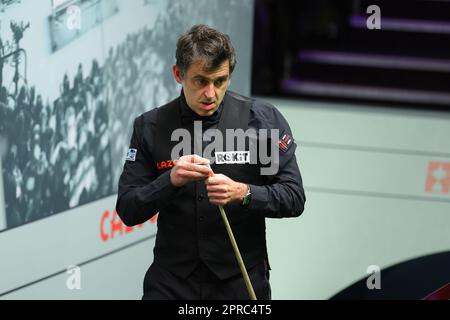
[
  {"x1": 192, "y1": 75, "x2": 229, "y2": 82},
  {"x1": 193, "y1": 75, "x2": 208, "y2": 81},
  {"x1": 215, "y1": 75, "x2": 229, "y2": 82}
]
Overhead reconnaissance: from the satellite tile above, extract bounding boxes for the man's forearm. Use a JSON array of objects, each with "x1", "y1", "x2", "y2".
[
  {"x1": 116, "y1": 170, "x2": 178, "y2": 226},
  {"x1": 249, "y1": 181, "x2": 305, "y2": 218}
]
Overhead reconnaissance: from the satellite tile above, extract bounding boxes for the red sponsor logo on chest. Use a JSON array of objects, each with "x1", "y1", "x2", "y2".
[{"x1": 156, "y1": 159, "x2": 176, "y2": 170}]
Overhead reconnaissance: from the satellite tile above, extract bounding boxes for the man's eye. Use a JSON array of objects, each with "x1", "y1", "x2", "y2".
[
  {"x1": 214, "y1": 79, "x2": 224, "y2": 87},
  {"x1": 196, "y1": 79, "x2": 208, "y2": 86}
]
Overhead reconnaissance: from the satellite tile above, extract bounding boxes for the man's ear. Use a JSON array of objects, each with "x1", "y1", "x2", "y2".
[{"x1": 172, "y1": 64, "x2": 183, "y2": 84}]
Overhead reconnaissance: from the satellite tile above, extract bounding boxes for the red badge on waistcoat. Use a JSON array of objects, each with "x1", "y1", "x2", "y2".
[{"x1": 278, "y1": 132, "x2": 293, "y2": 153}]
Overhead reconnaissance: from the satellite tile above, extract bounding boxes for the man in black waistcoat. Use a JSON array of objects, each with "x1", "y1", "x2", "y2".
[{"x1": 116, "y1": 24, "x2": 306, "y2": 300}]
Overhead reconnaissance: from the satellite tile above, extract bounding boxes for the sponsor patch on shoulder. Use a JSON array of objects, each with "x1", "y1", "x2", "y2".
[
  {"x1": 126, "y1": 148, "x2": 137, "y2": 162},
  {"x1": 278, "y1": 132, "x2": 293, "y2": 152}
]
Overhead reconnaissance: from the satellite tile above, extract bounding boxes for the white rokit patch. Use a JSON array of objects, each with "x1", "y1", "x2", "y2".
[
  {"x1": 126, "y1": 148, "x2": 137, "y2": 162},
  {"x1": 215, "y1": 151, "x2": 250, "y2": 164},
  {"x1": 171, "y1": 122, "x2": 280, "y2": 174}
]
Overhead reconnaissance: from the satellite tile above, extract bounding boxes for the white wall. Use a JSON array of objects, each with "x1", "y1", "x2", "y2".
[{"x1": 264, "y1": 97, "x2": 450, "y2": 299}]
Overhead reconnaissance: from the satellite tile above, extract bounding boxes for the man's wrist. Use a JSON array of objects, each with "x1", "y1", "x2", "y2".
[
  {"x1": 240, "y1": 184, "x2": 252, "y2": 208},
  {"x1": 237, "y1": 183, "x2": 247, "y2": 202}
]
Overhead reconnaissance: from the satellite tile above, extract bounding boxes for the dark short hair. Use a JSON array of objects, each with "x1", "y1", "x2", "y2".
[{"x1": 175, "y1": 24, "x2": 236, "y2": 77}]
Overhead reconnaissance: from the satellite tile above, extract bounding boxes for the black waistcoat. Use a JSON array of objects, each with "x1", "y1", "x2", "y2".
[{"x1": 152, "y1": 91, "x2": 268, "y2": 279}]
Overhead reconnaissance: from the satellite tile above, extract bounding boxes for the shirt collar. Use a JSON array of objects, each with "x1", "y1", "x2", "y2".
[{"x1": 179, "y1": 90, "x2": 224, "y2": 126}]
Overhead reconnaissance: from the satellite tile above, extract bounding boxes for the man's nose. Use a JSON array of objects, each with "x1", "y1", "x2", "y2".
[{"x1": 204, "y1": 83, "x2": 215, "y2": 99}]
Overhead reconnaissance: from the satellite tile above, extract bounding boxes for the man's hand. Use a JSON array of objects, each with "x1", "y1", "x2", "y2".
[
  {"x1": 205, "y1": 174, "x2": 248, "y2": 206},
  {"x1": 170, "y1": 155, "x2": 213, "y2": 187}
]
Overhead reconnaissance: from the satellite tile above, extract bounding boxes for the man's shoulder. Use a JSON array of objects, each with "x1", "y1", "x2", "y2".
[
  {"x1": 226, "y1": 90, "x2": 254, "y2": 104},
  {"x1": 226, "y1": 91, "x2": 287, "y2": 128},
  {"x1": 252, "y1": 97, "x2": 278, "y2": 115},
  {"x1": 136, "y1": 96, "x2": 181, "y2": 125},
  {"x1": 226, "y1": 90, "x2": 276, "y2": 113}
]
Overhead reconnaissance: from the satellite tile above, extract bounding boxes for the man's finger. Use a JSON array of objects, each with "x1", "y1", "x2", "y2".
[
  {"x1": 178, "y1": 170, "x2": 210, "y2": 180},
  {"x1": 205, "y1": 176, "x2": 226, "y2": 185},
  {"x1": 208, "y1": 193, "x2": 229, "y2": 200},
  {"x1": 206, "y1": 185, "x2": 228, "y2": 193},
  {"x1": 209, "y1": 198, "x2": 228, "y2": 206},
  {"x1": 184, "y1": 154, "x2": 210, "y2": 165},
  {"x1": 181, "y1": 162, "x2": 213, "y2": 175}
]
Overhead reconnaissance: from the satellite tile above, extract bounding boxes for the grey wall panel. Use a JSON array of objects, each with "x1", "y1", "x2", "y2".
[
  {"x1": 0, "y1": 195, "x2": 156, "y2": 297},
  {"x1": 268, "y1": 98, "x2": 450, "y2": 155},
  {"x1": 2, "y1": 236, "x2": 155, "y2": 299},
  {"x1": 267, "y1": 190, "x2": 450, "y2": 299},
  {"x1": 263, "y1": 97, "x2": 450, "y2": 299},
  {"x1": 0, "y1": 159, "x2": 5, "y2": 230},
  {"x1": 301, "y1": 146, "x2": 450, "y2": 200}
]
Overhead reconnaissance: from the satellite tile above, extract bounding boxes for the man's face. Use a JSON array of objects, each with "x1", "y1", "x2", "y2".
[{"x1": 173, "y1": 60, "x2": 231, "y2": 117}]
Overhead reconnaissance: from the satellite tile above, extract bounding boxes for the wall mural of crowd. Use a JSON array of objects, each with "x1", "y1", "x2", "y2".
[{"x1": 0, "y1": 0, "x2": 250, "y2": 229}]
